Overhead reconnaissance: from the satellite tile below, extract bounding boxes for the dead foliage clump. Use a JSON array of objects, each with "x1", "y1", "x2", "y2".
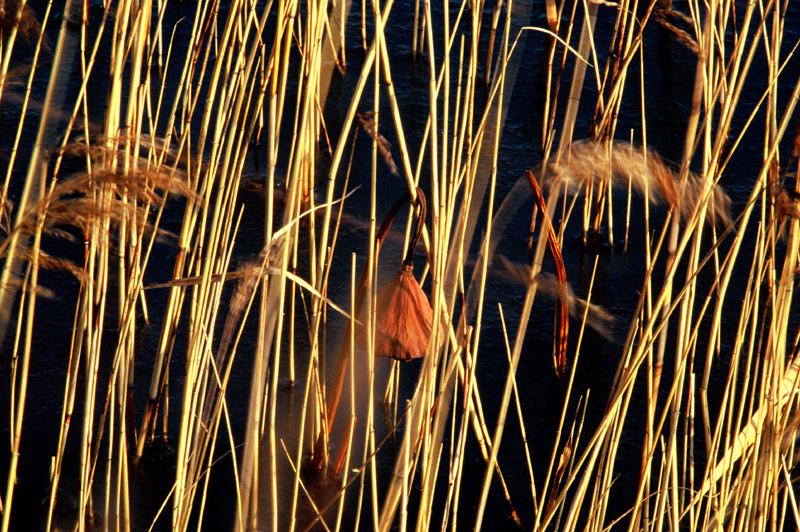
[{"x1": 375, "y1": 263, "x2": 432, "y2": 361}]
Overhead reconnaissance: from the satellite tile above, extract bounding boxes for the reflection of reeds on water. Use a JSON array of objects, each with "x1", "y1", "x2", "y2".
[
  {"x1": 0, "y1": 1, "x2": 41, "y2": 42},
  {"x1": 496, "y1": 255, "x2": 615, "y2": 341}
]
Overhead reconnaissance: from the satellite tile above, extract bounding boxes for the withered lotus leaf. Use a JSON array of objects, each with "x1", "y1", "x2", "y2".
[{"x1": 375, "y1": 264, "x2": 432, "y2": 361}]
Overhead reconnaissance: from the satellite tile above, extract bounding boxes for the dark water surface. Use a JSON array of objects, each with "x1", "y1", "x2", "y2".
[{"x1": 1, "y1": 0, "x2": 799, "y2": 530}]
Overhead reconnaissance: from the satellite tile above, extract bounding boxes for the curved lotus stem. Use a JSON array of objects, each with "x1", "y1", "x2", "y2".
[{"x1": 527, "y1": 170, "x2": 569, "y2": 378}]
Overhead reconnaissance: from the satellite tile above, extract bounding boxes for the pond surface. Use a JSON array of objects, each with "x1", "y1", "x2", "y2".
[{"x1": 1, "y1": 0, "x2": 799, "y2": 530}]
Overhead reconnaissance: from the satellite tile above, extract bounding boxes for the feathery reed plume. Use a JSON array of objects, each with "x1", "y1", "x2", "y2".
[
  {"x1": 357, "y1": 111, "x2": 399, "y2": 176},
  {"x1": 548, "y1": 140, "x2": 732, "y2": 226},
  {"x1": 215, "y1": 241, "x2": 285, "y2": 367},
  {"x1": 22, "y1": 249, "x2": 88, "y2": 283},
  {"x1": 497, "y1": 255, "x2": 615, "y2": 341},
  {"x1": 652, "y1": 7, "x2": 702, "y2": 56},
  {"x1": 2, "y1": 171, "x2": 190, "y2": 252},
  {"x1": 55, "y1": 134, "x2": 192, "y2": 175},
  {"x1": 0, "y1": 140, "x2": 193, "y2": 276}
]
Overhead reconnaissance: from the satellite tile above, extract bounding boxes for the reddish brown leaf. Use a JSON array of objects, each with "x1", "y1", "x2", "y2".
[{"x1": 374, "y1": 264, "x2": 432, "y2": 361}]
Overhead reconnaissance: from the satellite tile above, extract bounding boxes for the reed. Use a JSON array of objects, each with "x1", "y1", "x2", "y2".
[{"x1": 0, "y1": 0, "x2": 799, "y2": 530}]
